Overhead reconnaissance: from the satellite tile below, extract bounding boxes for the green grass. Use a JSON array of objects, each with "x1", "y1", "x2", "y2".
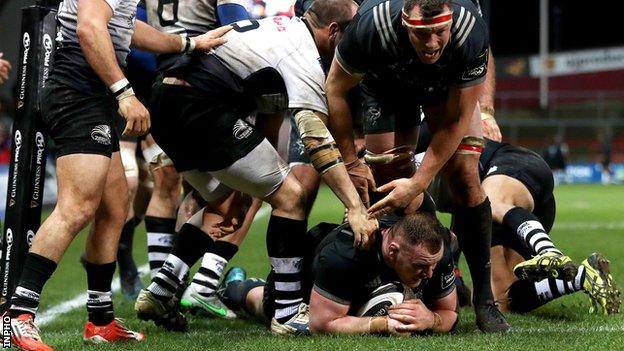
[{"x1": 26, "y1": 185, "x2": 624, "y2": 350}]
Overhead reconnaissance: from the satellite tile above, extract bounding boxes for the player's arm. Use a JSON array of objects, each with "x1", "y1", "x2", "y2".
[
  {"x1": 369, "y1": 83, "x2": 482, "y2": 217},
  {"x1": 309, "y1": 288, "x2": 406, "y2": 335},
  {"x1": 325, "y1": 57, "x2": 376, "y2": 207},
  {"x1": 480, "y1": 50, "x2": 501, "y2": 141},
  {"x1": 131, "y1": 21, "x2": 231, "y2": 54},
  {"x1": 294, "y1": 109, "x2": 377, "y2": 248},
  {"x1": 76, "y1": 0, "x2": 147, "y2": 135}
]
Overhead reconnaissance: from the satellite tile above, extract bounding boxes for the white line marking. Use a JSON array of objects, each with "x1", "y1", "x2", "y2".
[
  {"x1": 37, "y1": 204, "x2": 272, "y2": 325},
  {"x1": 513, "y1": 325, "x2": 624, "y2": 333},
  {"x1": 554, "y1": 222, "x2": 624, "y2": 230}
]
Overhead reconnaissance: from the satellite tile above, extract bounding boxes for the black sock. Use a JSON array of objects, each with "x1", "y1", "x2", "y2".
[
  {"x1": 188, "y1": 241, "x2": 239, "y2": 297},
  {"x1": 453, "y1": 198, "x2": 494, "y2": 306},
  {"x1": 502, "y1": 207, "x2": 562, "y2": 256},
  {"x1": 266, "y1": 215, "x2": 306, "y2": 323},
  {"x1": 85, "y1": 261, "x2": 116, "y2": 325},
  {"x1": 219, "y1": 278, "x2": 266, "y2": 314},
  {"x1": 145, "y1": 216, "x2": 176, "y2": 279},
  {"x1": 148, "y1": 224, "x2": 215, "y2": 300},
  {"x1": 118, "y1": 217, "x2": 140, "y2": 278},
  {"x1": 9, "y1": 253, "x2": 57, "y2": 318}
]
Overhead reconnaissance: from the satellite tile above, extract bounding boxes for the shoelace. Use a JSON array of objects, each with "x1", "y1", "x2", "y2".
[{"x1": 15, "y1": 318, "x2": 42, "y2": 341}]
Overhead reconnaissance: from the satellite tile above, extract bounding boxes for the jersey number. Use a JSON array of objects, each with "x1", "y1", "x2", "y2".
[
  {"x1": 232, "y1": 19, "x2": 260, "y2": 32},
  {"x1": 157, "y1": 0, "x2": 179, "y2": 27}
]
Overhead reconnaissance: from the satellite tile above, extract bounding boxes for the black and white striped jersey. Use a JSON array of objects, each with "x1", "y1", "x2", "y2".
[
  {"x1": 198, "y1": 16, "x2": 328, "y2": 114},
  {"x1": 336, "y1": 0, "x2": 488, "y2": 104},
  {"x1": 52, "y1": 0, "x2": 139, "y2": 92}
]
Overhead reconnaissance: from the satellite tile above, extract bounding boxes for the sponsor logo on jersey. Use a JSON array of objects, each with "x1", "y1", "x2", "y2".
[
  {"x1": 462, "y1": 50, "x2": 488, "y2": 81},
  {"x1": 91, "y1": 125, "x2": 111, "y2": 145},
  {"x1": 233, "y1": 119, "x2": 253, "y2": 140},
  {"x1": 441, "y1": 273, "x2": 455, "y2": 290},
  {"x1": 366, "y1": 106, "x2": 382, "y2": 126}
]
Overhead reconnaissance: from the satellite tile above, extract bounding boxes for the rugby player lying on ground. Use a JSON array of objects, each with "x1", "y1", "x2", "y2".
[
  {"x1": 419, "y1": 133, "x2": 622, "y2": 315},
  {"x1": 218, "y1": 212, "x2": 459, "y2": 335}
]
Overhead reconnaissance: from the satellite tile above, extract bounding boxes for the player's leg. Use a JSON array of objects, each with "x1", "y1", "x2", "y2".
[
  {"x1": 142, "y1": 137, "x2": 181, "y2": 279},
  {"x1": 117, "y1": 139, "x2": 144, "y2": 299},
  {"x1": 428, "y1": 103, "x2": 509, "y2": 332},
  {"x1": 287, "y1": 113, "x2": 321, "y2": 216},
  {"x1": 83, "y1": 151, "x2": 145, "y2": 343},
  {"x1": 484, "y1": 174, "x2": 575, "y2": 282}
]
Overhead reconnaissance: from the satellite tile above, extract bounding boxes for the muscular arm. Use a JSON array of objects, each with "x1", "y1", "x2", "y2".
[
  {"x1": 309, "y1": 289, "x2": 371, "y2": 334},
  {"x1": 132, "y1": 21, "x2": 231, "y2": 54},
  {"x1": 480, "y1": 50, "x2": 502, "y2": 141},
  {"x1": 416, "y1": 83, "x2": 482, "y2": 190},
  {"x1": 424, "y1": 289, "x2": 458, "y2": 332},
  {"x1": 325, "y1": 56, "x2": 362, "y2": 164},
  {"x1": 76, "y1": 0, "x2": 124, "y2": 86}
]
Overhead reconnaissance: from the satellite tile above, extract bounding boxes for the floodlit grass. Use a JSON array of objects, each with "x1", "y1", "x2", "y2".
[{"x1": 27, "y1": 184, "x2": 624, "y2": 350}]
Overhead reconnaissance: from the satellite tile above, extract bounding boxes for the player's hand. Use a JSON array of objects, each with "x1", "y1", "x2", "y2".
[
  {"x1": 386, "y1": 316, "x2": 411, "y2": 336},
  {"x1": 481, "y1": 114, "x2": 502, "y2": 141},
  {"x1": 119, "y1": 95, "x2": 150, "y2": 136},
  {"x1": 193, "y1": 25, "x2": 232, "y2": 52},
  {"x1": 368, "y1": 178, "x2": 423, "y2": 218},
  {"x1": 345, "y1": 159, "x2": 375, "y2": 207},
  {"x1": 388, "y1": 299, "x2": 436, "y2": 332},
  {"x1": 346, "y1": 206, "x2": 378, "y2": 249},
  {"x1": 0, "y1": 53, "x2": 12, "y2": 84}
]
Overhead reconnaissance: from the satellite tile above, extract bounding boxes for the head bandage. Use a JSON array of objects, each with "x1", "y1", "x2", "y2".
[{"x1": 401, "y1": 9, "x2": 453, "y2": 29}]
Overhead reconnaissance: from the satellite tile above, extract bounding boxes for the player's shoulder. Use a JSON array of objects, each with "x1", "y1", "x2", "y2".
[
  {"x1": 348, "y1": 0, "x2": 402, "y2": 56},
  {"x1": 450, "y1": 0, "x2": 488, "y2": 51}
]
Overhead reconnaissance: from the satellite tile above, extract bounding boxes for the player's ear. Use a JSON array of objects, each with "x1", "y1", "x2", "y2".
[{"x1": 388, "y1": 241, "x2": 400, "y2": 260}]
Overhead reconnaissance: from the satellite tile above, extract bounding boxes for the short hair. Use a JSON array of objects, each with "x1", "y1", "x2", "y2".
[
  {"x1": 403, "y1": 0, "x2": 452, "y2": 17},
  {"x1": 305, "y1": 0, "x2": 357, "y2": 31},
  {"x1": 389, "y1": 212, "x2": 444, "y2": 254}
]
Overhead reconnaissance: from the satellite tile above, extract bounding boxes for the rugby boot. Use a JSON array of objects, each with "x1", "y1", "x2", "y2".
[
  {"x1": 475, "y1": 302, "x2": 511, "y2": 333},
  {"x1": 179, "y1": 286, "x2": 236, "y2": 319},
  {"x1": 581, "y1": 253, "x2": 621, "y2": 315},
  {"x1": 270, "y1": 303, "x2": 310, "y2": 335},
  {"x1": 135, "y1": 289, "x2": 187, "y2": 331},
  {"x1": 83, "y1": 318, "x2": 145, "y2": 344},
  {"x1": 514, "y1": 251, "x2": 577, "y2": 282},
  {"x1": 9, "y1": 313, "x2": 54, "y2": 351}
]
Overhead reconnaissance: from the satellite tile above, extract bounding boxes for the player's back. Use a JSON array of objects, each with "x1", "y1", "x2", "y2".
[{"x1": 146, "y1": 0, "x2": 219, "y2": 36}]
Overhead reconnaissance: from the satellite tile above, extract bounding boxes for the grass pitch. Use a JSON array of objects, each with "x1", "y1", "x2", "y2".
[{"x1": 25, "y1": 184, "x2": 624, "y2": 350}]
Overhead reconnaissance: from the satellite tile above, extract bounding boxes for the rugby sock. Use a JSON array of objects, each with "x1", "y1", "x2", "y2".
[
  {"x1": 508, "y1": 266, "x2": 585, "y2": 312},
  {"x1": 219, "y1": 278, "x2": 266, "y2": 314},
  {"x1": 453, "y1": 198, "x2": 495, "y2": 306},
  {"x1": 502, "y1": 207, "x2": 562, "y2": 255},
  {"x1": 145, "y1": 216, "x2": 176, "y2": 279},
  {"x1": 118, "y1": 217, "x2": 140, "y2": 279},
  {"x1": 85, "y1": 261, "x2": 116, "y2": 325},
  {"x1": 148, "y1": 223, "x2": 215, "y2": 300},
  {"x1": 9, "y1": 253, "x2": 57, "y2": 318},
  {"x1": 188, "y1": 241, "x2": 239, "y2": 297},
  {"x1": 266, "y1": 215, "x2": 307, "y2": 323}
]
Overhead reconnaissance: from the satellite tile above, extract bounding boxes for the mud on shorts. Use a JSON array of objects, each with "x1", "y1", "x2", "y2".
[{"x1": 41, "y1": 80, "x2": 120, "y2": 158}]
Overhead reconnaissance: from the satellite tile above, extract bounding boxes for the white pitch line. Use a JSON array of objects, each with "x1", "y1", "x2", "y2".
[
  {"x1": 38, "y1": 203, "x2": 272, "y2": 326},
  {"x1": 512, "y1": 325, "x2": 624, "y2": 333},
  {"x1": 554, "y1": 222, "x2": 624, "y2": 230}
]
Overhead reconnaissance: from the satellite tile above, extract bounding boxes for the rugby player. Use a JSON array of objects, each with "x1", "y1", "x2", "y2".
[
  {"x1": 134, "y1": 0, "x2": 378, "y2": 335},
  {"x1": 418, "y1": 130, "x2": 621, "y2": 315},
  {"x1": 6, "y1": 0, "x2": 229, "y2": 348},
  {"x1": 325, "y1": 0, "x2": 508, "y2": 331},
  {"x1": 220, "y1": 212, "x2": 459, "y2": 335}
]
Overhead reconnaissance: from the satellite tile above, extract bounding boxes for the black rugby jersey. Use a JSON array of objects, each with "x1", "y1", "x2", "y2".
[
  {"x1": 336, "y1": 0, "x2": 488, "y2": 105},
  {"x1": 311, "y1": 217, "x2": 455, "y2": 313}
]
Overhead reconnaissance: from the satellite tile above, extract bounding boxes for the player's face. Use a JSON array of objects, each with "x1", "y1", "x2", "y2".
[
  {"x1": 395, "y1": 241, "x2": 444, "y2": 289},
  {"x1": 404, "y1": 7, "x2": 452, "y2": 64}
]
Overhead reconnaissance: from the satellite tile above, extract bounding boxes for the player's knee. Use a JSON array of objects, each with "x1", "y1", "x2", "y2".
[
  {"x1": 58, "y1": 199, "x2": 99, "y2": 231},
  {"x1": 271, "y1": 177, "x2": 306, "y2": 216},
  {"x1": 153, "y1": 165, "x2": 182, "y2": 199}
]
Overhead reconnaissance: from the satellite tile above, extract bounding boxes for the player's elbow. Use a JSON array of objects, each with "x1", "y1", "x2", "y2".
[{"x1": 76, "y1": 18, "x2": 104, "y2": 44}]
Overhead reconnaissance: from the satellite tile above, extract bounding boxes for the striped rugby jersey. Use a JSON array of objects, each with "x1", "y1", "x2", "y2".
[{"x1": 336, "y1": 0, "x2": 488, "y2": 104}]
